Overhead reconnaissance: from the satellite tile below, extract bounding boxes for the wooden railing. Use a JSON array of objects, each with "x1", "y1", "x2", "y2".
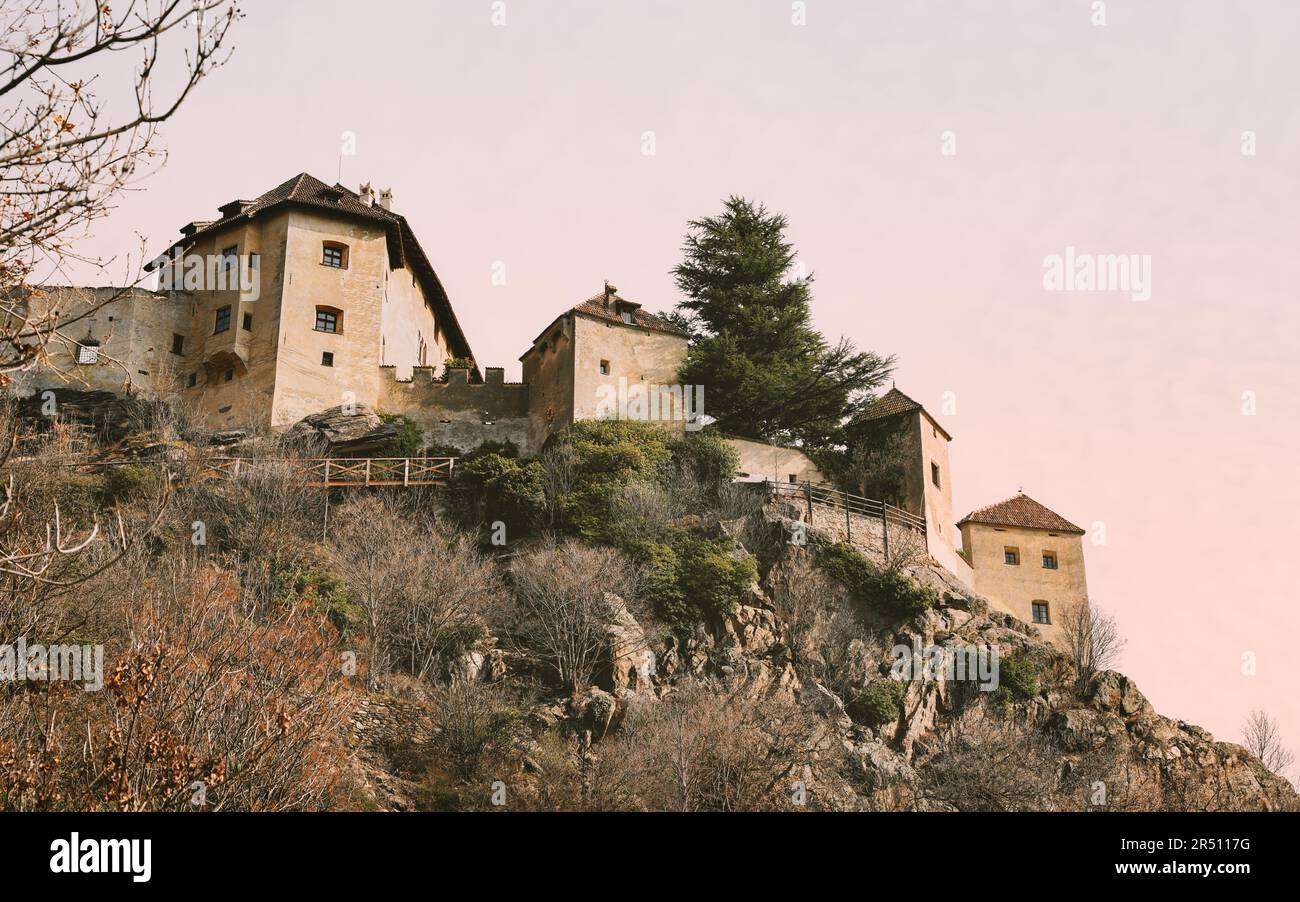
[
  {"x1": 767, "y1": 479, "x2": 927, "y2": 539},
  {"x1": 207, "y1": 457, "x2": 456, "y2": 486}
]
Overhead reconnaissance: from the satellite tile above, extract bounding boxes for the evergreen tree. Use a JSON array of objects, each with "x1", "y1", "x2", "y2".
[{"x1": 672, "y1": 197, "x2": 893, "y2": 449}]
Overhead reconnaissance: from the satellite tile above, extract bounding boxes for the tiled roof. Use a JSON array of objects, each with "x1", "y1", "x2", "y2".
[
  {"x1": 856, "y1": 387, "x2": 924, "y2": 422},
  {"x1": 957, "y1": 493, "x2": 1085, "y2": 535},
  {"x1": 150, "y1": 173, "x2": 473, "y2": 361},
  {"x1": 570, "y1": 291, "x2": 688, "y2": 337},
  {"x1": 852, "y1": 387, "x2": 951, "y2": 440},
  {"x1": 523, "y1": 288, "x2": 686, "y2": 356}
]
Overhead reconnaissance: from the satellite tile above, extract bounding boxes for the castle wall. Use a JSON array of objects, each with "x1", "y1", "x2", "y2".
[
  {"x1": 727, "y1": 436, "x2": 824, "y2": 483},
  {"x1": 377, "y1": 365, "x2": 533, "y2": 454},
  {"x1": 13, "y1": 287, "x2": 192, "y2": 399},
  {"x1": 521, "y1": 314, "x2": 576, "y2": 450},
  {"x1": 960, "y1": 522, "x2": 1088, "y2": 644},
  {"x1": 571, "y1": 313, "x2": 688, "y2": 426}
]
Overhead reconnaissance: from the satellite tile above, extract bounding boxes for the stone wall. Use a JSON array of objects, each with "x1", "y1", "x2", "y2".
[
  {"x1": 377, "y1": 365, "x2": 533, "y2": 453},
  {"x1": 13, "y1": 287, "x2": 193, "y2": 399}
]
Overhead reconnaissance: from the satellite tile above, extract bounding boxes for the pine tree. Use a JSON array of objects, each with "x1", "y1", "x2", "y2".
[{"x1": 672, "y1": 196, "x2": 894, "y2": 449}]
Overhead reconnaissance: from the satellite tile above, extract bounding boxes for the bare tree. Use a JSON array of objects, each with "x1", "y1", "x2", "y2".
[
  {"x1": 1060, "y1": 600, "x2": 1126, "y2": 688},
  {"x1": 328, "y1": 495, "x2": 499, "y2": 685},
  {"x1": 1, "y1": 0, "x2": 240, "y2": 377},
  {"x1": 1243, "y1": 709, "x2": 1296, "y2": 780},
  {"x1": 504, "y1": 539, "x2": 640, "y2": 695}
]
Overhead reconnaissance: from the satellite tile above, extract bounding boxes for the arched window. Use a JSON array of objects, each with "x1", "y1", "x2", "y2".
[
  {"x1": 314, "y1": 305, "x2": 342, "y2": 334},
  {"x1": 322, "y1": 241, "x2": 349, "y2": 269}
]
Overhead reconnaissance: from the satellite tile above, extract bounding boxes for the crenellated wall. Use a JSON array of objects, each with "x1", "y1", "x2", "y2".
[{"x1": 376, "y1": 365, "x2": 534, "y2": 453}]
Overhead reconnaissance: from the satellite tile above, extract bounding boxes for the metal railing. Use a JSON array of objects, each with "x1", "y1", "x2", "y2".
[
  {"x1": 767, "y1": 479, "x2": 927, "y2": 543},
  {"x1": 207, "y1": 456, "x2": 457, "y2": 487}
]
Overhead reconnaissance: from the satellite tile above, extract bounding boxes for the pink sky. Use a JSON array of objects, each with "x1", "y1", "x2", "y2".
[{"x1": 57, "y1": 0, "x2": 1300, "y2": 761}]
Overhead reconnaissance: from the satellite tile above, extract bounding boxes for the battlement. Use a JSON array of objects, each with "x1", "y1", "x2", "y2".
[{"x1": 377, "y1": 364, "x2": 533, "y2": 453}]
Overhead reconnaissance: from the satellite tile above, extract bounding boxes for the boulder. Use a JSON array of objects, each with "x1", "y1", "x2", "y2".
[
  {"x1": 597, "y1": 594, "x2": 656, "y2": 692},
  {"x1": 286, "y1": 404, "x2": 399, "y2": 455}
]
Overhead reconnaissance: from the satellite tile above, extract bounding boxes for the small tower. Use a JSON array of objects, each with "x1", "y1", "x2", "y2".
[{"x1": 957, "y1": 492, "x2": 1089, "y2": 644}]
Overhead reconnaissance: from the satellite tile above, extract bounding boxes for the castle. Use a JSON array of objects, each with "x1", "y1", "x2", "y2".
[{"x1": 15, "y1": 172, "x2": 1088, "y2": 641}]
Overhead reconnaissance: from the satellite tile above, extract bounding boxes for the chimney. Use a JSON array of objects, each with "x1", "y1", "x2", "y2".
[
  {"x1": 377, "y1": 188, "x2": 393, "y2": 211},
  {"x1": 603, "y1": 280, "x2": 617, "y2": 308},
  {"x1": 359, "y1": 182, "x2": 373, "y2": 206}
]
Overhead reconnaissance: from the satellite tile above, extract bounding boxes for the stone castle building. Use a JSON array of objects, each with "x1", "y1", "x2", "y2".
[
  {"x1": 16, "y1": 172, "x2": 1080, "y2": 637},
  {"x1": 853, "y1": 387, "x2": 1090, "y2": 641}
]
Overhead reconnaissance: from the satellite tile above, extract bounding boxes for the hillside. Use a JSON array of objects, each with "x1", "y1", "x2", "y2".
[{"x1": 1, "y1": 407, "x2": 1293, "y2": 812}]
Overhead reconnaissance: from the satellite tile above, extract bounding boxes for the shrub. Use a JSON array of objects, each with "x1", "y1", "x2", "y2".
[
  {"x1": 668, "y1": 429, "x2": 739, "y2": 493},
  {"x1": 814, "y1": 542, "x2": 937, "y2": 617},
  {"x1": 456, "y1": 453, "x2": 546, "y2": 537},
  {"x1": 847, "y1": 679, "x2": 906, "y2": 727},
  {"x1": 674, "y1": 532, "x2": 756, "y2": 623},
  {"x1": 273, "y1": 562, "x2": 361, "y2": 639},
  {"x1": 100, "y1": 464, "x2": 159, "y2": 502},
  {"x1": 375, "y1": 412, "x2": 423, "y2": 458},
  {"x1": 995, "y1": 651, "x2": 1040, "y2": 702}
]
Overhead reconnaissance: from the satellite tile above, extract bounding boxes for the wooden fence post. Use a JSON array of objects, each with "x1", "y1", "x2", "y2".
[
  {"x1": 805, "y1": 481, "x2": 813, "y2": 522},
  {"x1": 845, "y1": 496, "x2": 851, "y2": 543},
  {"x1": 882, "y1": 504, "x2": 889, "y2": 560}
]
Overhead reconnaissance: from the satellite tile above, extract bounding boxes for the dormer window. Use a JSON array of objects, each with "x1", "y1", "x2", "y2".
[
  {"x1": 322, "y1": 242, "x2": 348, "y2": 269},
  {"x1": 620, "y1": 311, "x2": 633, "y2": 324},
  {"x1": 315, "y1": 306, "x2": 342, "y2": 333}
]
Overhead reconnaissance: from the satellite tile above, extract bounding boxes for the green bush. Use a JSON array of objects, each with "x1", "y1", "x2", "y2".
[
  {"x1": 674, "y1": 532, "x2": 756, "y2": 622},
  {"x1": 544, "y1": 420, "x2": 676, "y2": 538},
  {"x1": 457, "y1": 453, "x2": 546, "y2": 538},
  {"x1": 668, "y1": 429, "x2": 739, "y2": 492},
  {"x1": 100, "y1": 464, "x2": 159, "y2": 502},
  {"x1": 273, "y1": 562, "x2": 361, "y2": 639},
  {"x1": 814, "y1": 542, "x2": 937, "y2": 617},
  {"x1": 624, "y1": 532, "x2": 757, "y2": 632},
  {"x1": 995, "y1": 651, "x2": 1040, "y2": 702},
  {"x1": 375, "y1": 412, "x2": 424, "y2": 458},
  {"x1": 848, "y1": 680, "x2": 906, "y2": 727}
]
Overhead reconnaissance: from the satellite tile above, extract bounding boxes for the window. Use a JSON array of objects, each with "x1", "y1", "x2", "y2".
[
  {"x1": 322, "y1": 242, "x2": 348, "y2": 268},
  {"x1": 76, "y1": 342, "x2": 100, "y2": 365},
  {"x1": 788, "y1": 473, "x2": 798, "y2": 483},
  {"x1": 221, "y1": 245, "x2": 237, "y2": 273},
  {"x1": 1032, "y1": 602, "x2": 1051, "y2": 625},
  {"x1": 315, "y1": 306, "x2": 341, "y2": 333},
  {"x1": 931, "y1": 462, "x2": 941, "y2": 488},
  {"x1": 214, "y1": 305, "x2": 231, "y2": 334},
  {"x1": 1004, "y1": 547, "x2": 1020, "y2": 566},
  {"x1": 599, "y1": 359, "x2": 610, "y2": 375},
  {"x1": 1042, "y1": 551, "x2": 1058, "y2": 570},
  {"x1": 620, "y1": 311, "x2": 633, "y2": 324},
  {"x1": 242, "y1": 312, "x2": 253, "y2": 331},
  {"x1": 247, "y1": 252, "x2": 259, "y2": 277},
  {"x1": 321, "y1": 351, "x2": 334, "y2": 367},
  {"x1": 187, "y1": 373, "x2": 197, "y2": 388},
  {"x1": 171, "y1": 333, "x2": 184, "y2": 355},
  {"x1": 223, "y1": 368, "x2": 234, "y2": 383}
]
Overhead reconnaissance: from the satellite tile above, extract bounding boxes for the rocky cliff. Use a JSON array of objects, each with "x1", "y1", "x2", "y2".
[{"x1": 353, "y1": 498, "x2": 1297, "y2": 812}]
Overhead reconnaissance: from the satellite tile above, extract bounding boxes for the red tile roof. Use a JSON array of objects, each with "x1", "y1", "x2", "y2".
[
  {"x1": 957, "y1": 492, "x2": 1085, "y2": 535},
  {"x1": 570, "y1": 291, "x2": 687, "y2": 336},
  {"x1": 523, "y1": 287, "x2": 686, "y2": 357},
  {"x1": 852, "y1": 387, "x2": 951, "y2": 440}
]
